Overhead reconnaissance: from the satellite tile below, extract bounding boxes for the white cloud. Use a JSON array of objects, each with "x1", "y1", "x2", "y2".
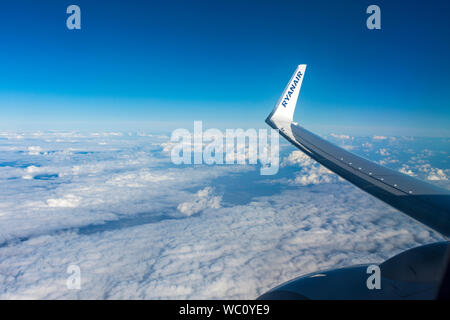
[
  {"x1": 291, "y1": 166, "x2": 336, "y2": 186},
  {"x1": 0, "y1": 132, "x2": 446, "y2": 300},
  {"x1": 330, "y1": 133, "x2": 350, "y2": 140},
  {"x1": 341, "y1": 145, "x2": 357, "y2": 151},
  {"x1": 47, "y1": 194, "x2": 81, "y2": 208},
  {"x1": 22, "y1": 165, "x2": 49, "y2": 180},
  {"x1": 427, "y1": 168, "x2": 448, "y2": 181},
  {"x1": 399, "y1": 165, "x2": 416, "y2": 177},
  {"x1": 0, "y1": 184, "x2": 442, "y2": 299},
  {"x1": 378, "y1": 148, "x2": 390, "y2": 156},
  {"x1": 281, "y1": 150, "x2": 314, "y2": 167},
  {"x1": 281, "y1": 151, "x2": 338, "y2": 186},
  {"x1": 28, "y1": 146, "x2": 43, "y2": 155},
  {"x1": 177, "y1": 187, "x2": 222, "y2": 216}
]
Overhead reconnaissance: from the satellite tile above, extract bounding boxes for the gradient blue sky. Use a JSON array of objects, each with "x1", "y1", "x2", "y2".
[{"x1": 0, "y1": 0, "x2": 449, "y2": 135}]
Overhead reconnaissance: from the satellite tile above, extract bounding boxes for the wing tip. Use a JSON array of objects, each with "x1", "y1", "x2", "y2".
[{"x1": 266, "y1": 64, "x2": 307, "y2": 125}]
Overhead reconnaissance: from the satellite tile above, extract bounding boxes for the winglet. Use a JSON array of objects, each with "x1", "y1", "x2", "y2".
[{"x1": 266, "y1": 64, "x2": 306, "y2": 127}]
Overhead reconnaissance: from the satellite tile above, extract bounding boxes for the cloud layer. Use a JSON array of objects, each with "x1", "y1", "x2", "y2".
[{"x1": 0, "y1": 131, "x2": 447, "y2": 299}]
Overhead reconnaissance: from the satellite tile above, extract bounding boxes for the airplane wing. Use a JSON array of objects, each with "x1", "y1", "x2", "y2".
[{"x1": 266, "y1": 65, "x2": 450, "y2": 238}]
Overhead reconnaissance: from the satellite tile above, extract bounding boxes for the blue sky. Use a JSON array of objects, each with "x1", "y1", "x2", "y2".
[{"x1": 1, "y1": 0, "x2": 449, "y2": 135}]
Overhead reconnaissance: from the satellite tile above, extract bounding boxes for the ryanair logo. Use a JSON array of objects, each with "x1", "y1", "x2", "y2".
[{"x1": 282, "y1": 70, "x2": 303, "y2": 107}]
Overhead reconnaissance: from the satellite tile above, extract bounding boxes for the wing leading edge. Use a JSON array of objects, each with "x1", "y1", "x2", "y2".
[{"x1": 266, "y1": 65, "x2": 450, "y2": 238}]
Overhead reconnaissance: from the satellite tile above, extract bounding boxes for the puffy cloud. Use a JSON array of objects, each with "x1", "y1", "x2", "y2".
[
  {"x1": 90, "y1": 132, "x2": 123, "y2": 137},
  {"x1": 27, "y1": 146, "x2": 43, "y2": 155},
  {"x1": 177, "y1": 187, "x2": 222, "y2": 216},
  {"x1": 0, "y1": 132, "x2": 446, "y2": 300},
  {"x1": 411, "y1": 163, "x2": 448, "y2": 182},
  {"x1": 0, "y1": 184, "x2": 442, "y2": 299},
  {"x1": 427, "y1": 168, "x2": 448, "y2": 181},
  {"x1": 330, "y1": 133, "x2": 350, "y2": 140},
  {"x1": 373, "y1": 135, "x2": 388, "y2": 140},
  {"x1": 341, "y1": 145, "x2": 357, "y2": 151},
  {"x1": 22, "y1": 165, "x2": 45, "y2": 180},
  {"x1": 399, "y1": 165, "x2": 416, "y2": 177},
  {"x1": 281, "y1": 150, "x2": 314, "y2": 167},
  {"x1": 378, "y1": 148, "x2": 390, "y2": 156},
  {"x1": 291, "y1": 166, "x2": 336, "y2": 186},
  {"x1": 47, "y1": 194, "x2": 81, "y2": 208},
  {"x1": 0, "y1": 133, "x2": 252, "y2": 245},
  {"x1": 282, "y1": 151, "x2": 337, "y2": 186}
]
